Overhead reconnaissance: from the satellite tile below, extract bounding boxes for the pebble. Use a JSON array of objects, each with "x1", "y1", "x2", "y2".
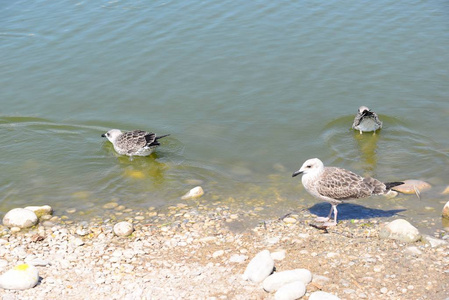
[
  {"x1": 421, "y1": 235, "x2": 448, "y2": 247},
  {"x1": 274, "y1": 280, "x2": 306, "y2": 300},
  {"x1": 309, "y1": 291, "x2": 341, "y2": 300},
  {"x1": 442, "y1": 186, "x2": 449, "y2": 195},
  {"x1": 0, "y1": 264, "x2": 39, "y2": 290},
  {"x1": 263, "y1": 269, "x2": 312, "y2": 292},
  {"x1": 283, "y1": 217, "x2": 297, "y2": 224},
  {"x1": 2, "y1": 208, "x2": 38, "y2": 229},
  {"x1": 229, "y1": 254, "x2": 248, "y2": 263},
  {"x1": 442, "y1": 201, "x2": 449, "y2": 219},
  {"x1": 312, "y1": 274, "x2": 331, "y2": 288},
  {"x1": 242, "y1": 250, "x2": 274, "y2": 283},
  {"x1": 271, "y1": 250, "x2": 286, "y2": 261},
  {"x1": 405, "y1": 246, "x2": 422, "y2": 256},
  {"x1": 113, "y1": 222, "x2": 134, "y2": 237},
  {"x1": 103, "y1": 202, "x2": 119, "y2": 209},
  {"x1": 181, "y1": 186, "x2": 205, "y2": 200},
  {"x1": 23, "y1": 205, "x2": 53, "y2": 218},
  {"x1": 379, "y1": 219, "x2": 421, "y2": 243},
  {"x1": 393, "y1": 180, "x2": 431, "y2": 194},
  {"x1": 212, "y1": 250, "x2": 224, "y2": 258}
]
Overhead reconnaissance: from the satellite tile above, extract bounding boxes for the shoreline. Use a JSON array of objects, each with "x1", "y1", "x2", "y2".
[{"x1": 1, "y1": 204, "x2": 448, "y2": 299}]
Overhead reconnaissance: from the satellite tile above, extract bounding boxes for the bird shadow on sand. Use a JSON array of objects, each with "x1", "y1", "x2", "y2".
[{"x1": 309, "y1": 202, "x2": 406, "y2": 221}]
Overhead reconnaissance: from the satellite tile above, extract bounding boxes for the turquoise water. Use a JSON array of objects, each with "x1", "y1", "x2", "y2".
[{"x1": 1, "y1": 0, "x2": 449, "y2": 232}]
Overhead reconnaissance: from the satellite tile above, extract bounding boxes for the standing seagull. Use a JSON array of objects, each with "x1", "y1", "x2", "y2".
[
  {"x1": 292, "y1": 158, "x2": 403, "y2": 227},
  {"x1": 352, "y1": 106, "x2": 382, "y2": 134},
  {"x1": 101, "y1": 129, "x2": 169, "y2": 157}
]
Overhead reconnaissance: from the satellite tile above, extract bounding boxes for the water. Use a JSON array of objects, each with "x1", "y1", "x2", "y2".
[{"x1": 1, "y1": 0, "x2": 449, "y2": 233}]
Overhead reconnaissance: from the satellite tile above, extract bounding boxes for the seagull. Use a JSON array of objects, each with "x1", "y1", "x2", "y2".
[
  {"x1": 292, "y1": 158, "x2": 403, "y2": 227},
  {"x1": 352, "y1": 106, "x2": 382, "y2": 134},
  {"x1": 101, "y1": 129, "x2": 169, "y2": 157}
]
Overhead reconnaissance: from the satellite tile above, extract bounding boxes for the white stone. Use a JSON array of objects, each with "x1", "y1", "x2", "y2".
[
  {"x1": 379, "y1": 219, "x2": 421, "y2": 243},
  {"x1": 271, "y1": 250, "x2": 286, "y2": 261},
  {"x1": 229, "y1": 254, "x2": 247, "y2": 263},
  {"x1": 422, "y1": 235, "x2": 448, "y2": 247},
  {"x1": 23, "y1": 205, "x2": 53, "y2": 217},
  {"x1": 405, "y1": 246, "x2": 422, "y2": 256},
  {"x1": 2, "y1": 208, "x2": 38, "y2": 229},
  {"x1": 181, "y1": 186, "x2": 204, "y2": 200},
  {"x1": 442, "y1": 201, "x2": 449, "y2": 219},
  {"x1": 212, "y1": 250, "x2": 224, "y2": 258},
  {"x1": 263, "y1": 269, "x2": 312, "y2": 292},
  {"x1": 274, "y1": 280, "x2": 306, "y2": 300},
  {"x1": 0, "y1": 264, "x2": 39, "y2": 290},
  {"x1": 309, "y1": 291, "x2": 341, "y2": 300},
  {"x1": 242, "y1": 250, "x2": 274, "y2": 283},
  {"x1": 113, "y1": 222, "x2": 134, "y2": 237}
]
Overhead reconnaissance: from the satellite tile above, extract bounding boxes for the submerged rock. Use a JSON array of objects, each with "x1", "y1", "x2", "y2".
[
  {"x1": 379, "y1": 219, "x2": 421, "y2": 243},
  {"x1": 393, "y1": 180, "x2": 431, "y2": 194},
  {"x1": 3, "y1": 208, "x2": 38, "y2": 229},
  {"x1": 24, "y1": 205, "x2": 53, "y2": 218},
  {"x1": 442, "y1": 201, "x2": 449, "y2": 219},
  {"x1": 181, "y1": 186, "x2": 204, "y2": 200},
  {"x1": 0, "y1": 264, "x2": 39, "y2": 290},
  {"x1": 113, "y1": 221, "x2": 134, "y2": 237},
  {"x1": 263, "y1": 269, "x2": 312, "y2": 292},
  {"x1": 421, "y1": 235, "x2": 448, "y2": 247},
  {"x1": 242, "y1": 250, "x2": 274, "y2": 283},
  {"x1": 274, "y1": 280, "x2": 306, "y2": 300}
]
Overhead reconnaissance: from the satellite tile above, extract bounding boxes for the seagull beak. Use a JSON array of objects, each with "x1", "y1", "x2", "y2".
[
  {"x1": 101, "y1": 133, "x2": 106, "y2": 137},
  {"x1": 292, "y1": 170, "x2": 303, "y2": 177}
]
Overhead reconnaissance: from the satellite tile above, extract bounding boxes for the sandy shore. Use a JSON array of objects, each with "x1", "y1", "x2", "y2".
[{"x1": 0, "y1": 204, "x2": 448, "y2": 300}]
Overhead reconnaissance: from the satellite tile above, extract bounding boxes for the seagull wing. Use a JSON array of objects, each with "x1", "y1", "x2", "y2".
[{"x1": 316, "y1": 167, "x2": 372, "y2": 200}]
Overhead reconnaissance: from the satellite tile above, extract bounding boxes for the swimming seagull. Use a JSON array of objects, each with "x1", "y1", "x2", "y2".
[
  {"x1": 352, "y1": 106, "x2": 382, "y2": 134},
  {"x1": 292, "y1": 158, "x2": 403, "y2": 227},
  {"x1": 101, "y1": 129, "x2": 169, "y2": 157}
]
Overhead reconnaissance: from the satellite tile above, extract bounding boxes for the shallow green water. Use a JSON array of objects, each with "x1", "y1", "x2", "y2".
[{"x1": 1, "y1": 0, "x2": 449, "y2": 232}]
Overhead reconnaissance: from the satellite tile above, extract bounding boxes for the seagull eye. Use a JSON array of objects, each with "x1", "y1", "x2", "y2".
[{"x1": 306, "y1": 165, "x2": 311, "y2": 168}]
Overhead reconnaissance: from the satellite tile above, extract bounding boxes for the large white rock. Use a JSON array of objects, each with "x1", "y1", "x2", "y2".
[
  {"x1": 309, "y1": 291, "x2": 341, "y2": 300},
  {"x1": 24, "y1": 205, "x2": 53, "y2": 218},
  {"x1": 113, "y1": 221, "x2": 134, "y2": 237},
  {"x1": 379, "y1": 219, "x2": 421, "y2": 243},
  {"x1": 0, "y1": 264, "x2": 39, "y2": 290},
  {"x1": 274, "y1": 281, "x2": 306, "y2": 300},
  {"x1": 242, "y1": 250, "x2": 274, "y2": 283},
  {"x1": 263, "y1": 269, "x2": 312, "y2": 292},
  {"x1": 2, "y1": 208, "x2": 38, "y2": 229}
]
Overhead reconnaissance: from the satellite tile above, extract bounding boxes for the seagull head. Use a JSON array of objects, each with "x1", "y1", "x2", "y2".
[
  {"x1": 292, "y1": 158, "x2": 324, "y2": 177},
  {"x1": 101, "y1": 129, "x2": 123, "y2": 143},
  {"x1": 358, "y1": 106, "x2": 373, "y2": 117}
]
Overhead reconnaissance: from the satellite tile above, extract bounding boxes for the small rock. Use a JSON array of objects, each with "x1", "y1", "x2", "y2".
[
  {"x1": 405, "y1": 246, "x2": 422, "y2": 256},
  {"x1": 422, "y1": 235, "x2": 448, "y2": 247},
  {"x1": 312, "y1": 274, "x2": 331, "y2": 288},
  {"x1": 393, "y1": 180, "x2": 431, "y2": 194},
  {"x1": 242, "y1": 250, "x2": 274, "y2": 283},
  {"x1": 309, "y1": 291, "x2": 341, "y2": 300},
  {"x1": 23, "y1": 205, "x2": 53, "y2": 218},
  {"x1": 0, "y1": 264, "x2": 39, "y2": 290},
  {"x1": 263, "y1": 269, "x2": 312, "y2": 292},
  {"x1": 442, "y1": 201, "x2": 449, "y2": 219},
  {"x1": 271, "y1": 250, "x2": 286, "y2": 261},
  {"x1": 379, "y1": 219, "x2": 421, "y2": 243},
  {"x1": 274, "y1": 281, "x2": 306, "y2": 300},
  {"x1": 103, "y1": 202, "x2": 119, "y2": 209},
  {"x1": 229, "y1": 254, "x2": 247, "y2": 263},
  {"x1": 3, "y1": 208, "x2": 38, "y2": 229},
  {"x1": 441, "y1": 186, "x2": 449, "y2": 195},
  {"x1": 113, "y1": 221, "x2": 134, "y2": 237},
  {"x1": 212, "y1": 250, "x2": 224, "y2": 258},
  {"x1": 25, "y1": 258, "x2": 50, "y2": 267},
  {"x1": 76, "y1": 228, "x2": 90, "y2": 236},
  {"x1": 181, "y1": 186, "x2": 204, "y2": 200},
  {"x1": 283, "y1": 217, "x2": 297, "y2": 224}
]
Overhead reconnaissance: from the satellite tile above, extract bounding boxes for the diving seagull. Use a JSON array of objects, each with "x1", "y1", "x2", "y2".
[
  {"x1": 101, "y1": 129, "x2": 169, "y2": 157},
  {"x1": 352, "y1": 106, "x2": 382, "y2": 134},
  {"x1": 292, "y1": 158, "x2": 403, "y2": 227}
]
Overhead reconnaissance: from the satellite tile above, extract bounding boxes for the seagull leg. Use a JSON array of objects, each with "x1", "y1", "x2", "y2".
[
  {"x1": 315, "y1": 204, "x2": 333, "y2": 222},
  {"x1": 323, "y1": 205, "x2": 338, "y2": 227}
]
